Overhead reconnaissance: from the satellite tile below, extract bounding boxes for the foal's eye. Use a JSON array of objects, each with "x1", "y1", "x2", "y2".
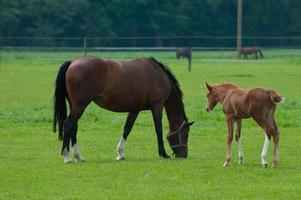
[{"x1": 206, "y1": 93, "x2": 209, "y2": 98}]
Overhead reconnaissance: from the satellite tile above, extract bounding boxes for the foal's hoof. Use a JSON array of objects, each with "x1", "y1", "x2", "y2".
[
  {"x1": 239, "y1": 157, "x2": 244, "y2": 164},
  {"x1": 116, "y1": 156, "x2": 126, "y2": 161},
  {"x1": 223, "y1": 162, "x2": 229, "y2": 167},
  {"x1": 272, "y1": 161, "x2": 277, "y2": 168},
  {"x1": 262, "y1": 164, "x2": 268, "y2": 168}
]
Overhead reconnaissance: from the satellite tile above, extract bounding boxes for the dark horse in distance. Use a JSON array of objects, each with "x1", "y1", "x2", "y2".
[
  {"x1": 239, "y1": 47, "x2": 263, "y2": 59},
  {"x1": 53, "y1": 57, "x2": 194, "y2": 163}
]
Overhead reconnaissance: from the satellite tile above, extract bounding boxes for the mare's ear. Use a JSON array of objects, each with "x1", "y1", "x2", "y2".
[
  {"x1": 187, "y1": 121, "x2": 195, "y2": 126},
  {"x1": 205, "y1": 81, "x2": 212, "y2": 92}
]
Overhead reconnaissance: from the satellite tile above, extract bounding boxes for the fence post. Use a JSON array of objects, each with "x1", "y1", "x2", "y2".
[
  {"x1": 188, "y1": 37, "x2": 192, "y2": 72},
  {"x1": 83, "y1": 37, "x2": 87, "y2": 56},
  {"x1": 0, "y1": 46, "x2": 2, "y2": 72}
]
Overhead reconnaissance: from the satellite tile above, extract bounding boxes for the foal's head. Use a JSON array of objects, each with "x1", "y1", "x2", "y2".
[
  {"x1": 205, "y1": 82, "x2": 221, "y2": 112},
  {"x1": 205, "y1": 82, "x2": 238, "y2": 112}
]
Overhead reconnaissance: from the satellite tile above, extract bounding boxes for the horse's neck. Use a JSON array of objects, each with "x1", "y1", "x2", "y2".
[
  {"x1": 218, "y1": 87, "x2": 238, "y2": 104},
  {"x1": 165, "y1": 89, "x2": 186, "y2": 131}
]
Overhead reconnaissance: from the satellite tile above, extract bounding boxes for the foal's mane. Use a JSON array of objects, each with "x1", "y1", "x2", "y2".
[
  {"x1": 216, "y1": 83, "x2": 239, "y2": 90},
  {"x1": 149, "y1": 57, "x2": 187, "y2": 121}
]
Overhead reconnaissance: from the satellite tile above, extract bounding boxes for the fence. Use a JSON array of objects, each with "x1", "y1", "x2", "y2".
[{"x1": 0, "y1": 36, "x2": 301, "y2": 63}]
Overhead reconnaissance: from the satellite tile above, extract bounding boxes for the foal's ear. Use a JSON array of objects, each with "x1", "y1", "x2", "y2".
[
  {"x1": 205, "y1": 81, "x2": 212, "y2": 92},
  {"x1": 187, "y1": 121, "x2": 195, "y2": 126}
]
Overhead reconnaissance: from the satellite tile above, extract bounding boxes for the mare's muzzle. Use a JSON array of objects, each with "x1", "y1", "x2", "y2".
[{"x1": 166, "y1": 121, "x2": 188, "y2": 158}]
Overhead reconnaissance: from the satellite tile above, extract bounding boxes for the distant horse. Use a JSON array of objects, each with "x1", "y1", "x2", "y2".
[
  {"x1": 176, "y1": 47, "x2": 191, "y2": 60},
  {"x1": 205, "y1": 82, "x2": 284, "y2": 167},
  {"x1": 239, "y1": 47, "x2": 263, "y2": 59},
  {"x1": 53, "y1": 56, "x2": 194, "y2": 163}
]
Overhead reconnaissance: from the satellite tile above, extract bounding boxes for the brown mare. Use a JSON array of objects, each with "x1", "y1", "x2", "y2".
[
  {"x1": 53, "y1": 56, "x2": 194, "y2": 163},
  {"x1": 205, "y1": 82, "x2": 284, "y2": 167},
  {"x1": 239, "y1": 47, "x2": 263, "y2": 59}
]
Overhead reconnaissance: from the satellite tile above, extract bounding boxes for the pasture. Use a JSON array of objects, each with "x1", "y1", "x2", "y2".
[{"x1": 0, "y1": 50, "x2": 301, "y2": 199}]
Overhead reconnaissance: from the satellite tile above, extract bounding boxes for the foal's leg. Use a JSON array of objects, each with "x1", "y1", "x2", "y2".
[
  {"x1": 151, "y1": 103, "x2": 169, "y2": 159},
  {"x1": 261, "y1": 133, "x2": 270, "y2": 167},
  {"x1": 235, "y1": 119, "x2": 244, "y2": 164},
  {"x1": 223, "y1": 117, "x2": 234, "y2": 167},
  {"x1": 116, "y1": 112, "x2": 139, "y2": 160},
  {"x1": 271, "y1": 118, "x2": 280, "y2": 167},
  {"x1": 253, "y1": 116, "x2": 274, "y2": 167}
]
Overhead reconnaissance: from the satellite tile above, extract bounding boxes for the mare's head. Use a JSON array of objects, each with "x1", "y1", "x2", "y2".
[{"x1": 166, "y1": 121, "x2": 194, "y2": 158}]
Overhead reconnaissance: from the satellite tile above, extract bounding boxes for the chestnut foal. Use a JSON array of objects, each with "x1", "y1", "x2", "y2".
[{"x1": 205, "y1": 82, "x2": 284, "y2": 167}]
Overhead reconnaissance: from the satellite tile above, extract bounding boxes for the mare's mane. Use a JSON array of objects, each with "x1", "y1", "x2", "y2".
[{"x1": 148, "y1": 57, "x2": 187, "y2": 121}]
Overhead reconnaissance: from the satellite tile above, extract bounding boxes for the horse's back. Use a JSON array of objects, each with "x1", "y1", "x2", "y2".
[
  {"x1": 66, "y1": 57, "x2": 171, "y2": 112},
  {"x1": 225, "y1": 87, "x2": 273, "y2": 117}
]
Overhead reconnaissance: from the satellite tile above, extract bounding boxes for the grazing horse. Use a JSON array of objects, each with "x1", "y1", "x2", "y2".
[
  {"x1": 205, "y1": 82, "x2": 284, "y2": 167},
  {"x1": 239, "y1": 47, "x2": 263, "y2": 59},
  {"x1": 53, "y1": 56, "x2": 194, "y2": 163},
  {"x1": 176, "y1": 47, "x2": 191, "y2": 60}
]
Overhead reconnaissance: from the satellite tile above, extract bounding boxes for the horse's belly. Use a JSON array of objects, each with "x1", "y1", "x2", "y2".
[{"x1": 93, "y1": 96, "x2": 149, "y2": 112}]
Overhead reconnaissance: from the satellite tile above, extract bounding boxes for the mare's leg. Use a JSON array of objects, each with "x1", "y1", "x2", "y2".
[
  {"x1": 71, "y1": 124, "x2": 85, "y2": 163},
  {"x1": 223, "y1": 117, "x2": 234, "y2": 167},
  {"x1": 151, "y1": 103, "x2": 169, "y2": 159},
  {"x1": 253, "y1": 116, "x2": 275, "y2": 167},
  {"x1": 235, "y1": 119, "x2": 244, "y2": 164},
  {"x1": 61, "y1": 106, "x2": 85, "y2": 164},
  {"x1": 116, "y1": 112, "x2": 139, "y2": 160}
]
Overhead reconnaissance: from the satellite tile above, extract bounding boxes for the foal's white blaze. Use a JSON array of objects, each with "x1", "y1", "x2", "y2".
[
  {"x1": 72, "y1": 144, "x2": 85, "y2": 162},
  {"x1": 261, "y1": 134, "x2": 270, "y2": 166},
  {"x1": 238, "y1": 134, "x2": 244, "y2": 164},
  {"x1": 116, "y1": 137, "x2": 126, "y2": 160},
  {"x1": 63, "y1": 148, "x2": 72, "y2": 164}
]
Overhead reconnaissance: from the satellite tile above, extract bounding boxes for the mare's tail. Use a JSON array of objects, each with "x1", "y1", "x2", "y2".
[
  {"x1": 53, "y1": 60, "x2": 71, "y2": 140},
  {"x1": 268, "y1": 90, "x2": 285, "y2": 104}
]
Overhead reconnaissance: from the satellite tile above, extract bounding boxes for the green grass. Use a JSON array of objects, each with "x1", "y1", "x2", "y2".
[{"x1": 1, "y1": 50, "x2": 301, "y2": 199}]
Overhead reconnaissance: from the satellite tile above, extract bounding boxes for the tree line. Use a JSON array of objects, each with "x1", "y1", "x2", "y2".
[{"x1": 0, "y1": 0, "x2": 300, "y2": 47}]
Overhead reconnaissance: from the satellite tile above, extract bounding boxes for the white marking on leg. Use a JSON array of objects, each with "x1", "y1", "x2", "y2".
[
  {"x1": 116, "y1": 137, "x2": 126, "y2": 160},
  {"x1": 72, "y1": 144, "x2": 85, "y2": 162},
  {"x1": 261, "y1": 134, "x2": 270, "y2": 166},
  {"x1": 238, "y1": 133, "x2": 244, "y2": 164},
  {"x1": 63, "y1": 148, "x2": 72, "y2": 164}
]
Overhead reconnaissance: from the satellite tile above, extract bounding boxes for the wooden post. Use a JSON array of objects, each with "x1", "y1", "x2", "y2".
[
  {"x1": 188, "y1": 37, "x2": 192, "y2": 72},
  {"x1": 237, "y1": 0, "x2": 243, "y2": 59},
  {"x1": 0, "y1": 46, "x2": 2, "y2": 72},
  {"x1": 83, "y1": 37, "x2": 87, "y2": 56}
]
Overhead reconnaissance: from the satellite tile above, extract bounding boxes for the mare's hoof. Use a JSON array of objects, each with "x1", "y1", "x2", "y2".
[
  {"x1": 116, "y1": 156, "x2": 126, "y2": 161},
  {"x1": 239, "y1": 158, "x2": 244, "y2": 164},
  {"x1": 161, "y1": 154, "x2": 170, "y2": 159},
  {"x1": 64, "y1": 159, "x2": 73, "y2": 164},
  {"x1": 75, "y1": 156, "x2": 86, "y2": 163},
  {"x1": 262, "y1": 164, "x2": 268, "y2": 168}
]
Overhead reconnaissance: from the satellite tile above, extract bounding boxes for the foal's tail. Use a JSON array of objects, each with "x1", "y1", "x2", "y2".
[
  {"x1": 53, "y1": 60, "x2": 71, "y2": 140},
  {"x1": 268, "y1": 90, "x2": 285, "y2": 104}
]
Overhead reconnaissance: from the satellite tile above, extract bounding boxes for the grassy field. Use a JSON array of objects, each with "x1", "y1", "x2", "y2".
[{"x1": 0, "y1": 50, "x2": 301, "y2": 199}]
